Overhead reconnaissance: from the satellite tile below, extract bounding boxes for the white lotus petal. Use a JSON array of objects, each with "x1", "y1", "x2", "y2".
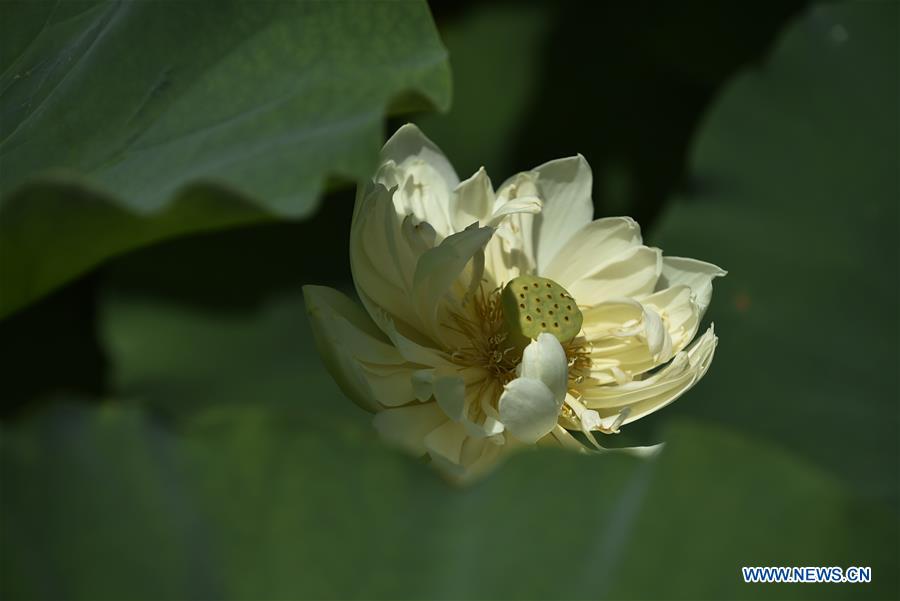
[
  {"x1": 424, "y1": 420, "x2": 469, "y2": 465},
  {"x1": 569, "y1": 245, "x2": 662, "y2": 304},
  {"x1": 412, "y1": 224, "x2": 493, "y2": 342},
  {"x1": 603, "y1": 443, "x2": 665, "y2": 459},
  {"x1": 485, "y1": 171, "x2": 541, "y2": 284},
  {"x1": 530, "y1": 154, "x2": 594, "y2": 273},
  {"x1": 582, "y1": 326, "x2": 718, "y2": 425},
  {"x1": 412, "y1": 369, "x2": 435, "y2": 402},
  {"x1": 433, "y1": 372, "x2": 467, "y2": 421},
  {"x1": 639, "y1": 284, "x2": 700, "y2": 357},
  {"x1": 350, "y1": 182, "x2": 417, "y2": 327},
  {"x1": 519, "y1": 333, "x2": 569, "y2": 401},
  {"x1": 320, "y1": 128, "x2": 725, "y2": 482},
  {"x1": 304, "y1": 285, "x2": 413, "y2": 412},
  {"x1": 641, "y1": 306, "x2": 670, "y2": 361},
  {"x1": 450, "y1": 167, "x2": 495, "y2": 231},
  {"x1": 546, "y1": 424, "x2": 591, "y2": 452},
  {"x1": 454, "y1": 380, "x2": 502, "y2": 437},
  {"x1": 401, "y1": 214, "x2": 437, "y2": 256},
  {"x1": 543, "y1": 217, "x2": 643, "y2": 287},
  {"x1": 363, "y1": 296, "x2": 452, "y2": 368},
  {"x1": 498, "y1": 378, "x2": 560, "y2": 443},
  {"x1": 486, "y1": 195, "x2": 542, "y2": 227},
  {"x1": 381, "y1": 123, "x2": 460, "y2": 191},
  {"x1": 358, "y1": 363, "x2": 418, "y2": 408},
  {"x1": 657, "y1": 256, "x2": 727, "y2": 317}
]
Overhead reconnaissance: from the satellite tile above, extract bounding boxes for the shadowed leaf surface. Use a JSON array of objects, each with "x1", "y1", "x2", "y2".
[{"x1": 651, "y1": 2, "x2": 899, "y2": 506}]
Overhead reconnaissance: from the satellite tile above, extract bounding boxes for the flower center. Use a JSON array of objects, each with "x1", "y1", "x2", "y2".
[
  {"x1": 447, "y1": 286, "x2": 521, "y2": 384},
  {"x1": 446, "y1": 279, "x2": 590, "y2": 391}
]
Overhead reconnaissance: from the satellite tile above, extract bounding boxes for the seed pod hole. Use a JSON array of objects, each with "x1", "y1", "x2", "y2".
[{"x1": 500, "y1": 275, "x2": 584, "y2": 346}]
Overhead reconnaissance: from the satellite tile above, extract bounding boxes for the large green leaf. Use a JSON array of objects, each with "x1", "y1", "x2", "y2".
[
  {"x1": 0, "y1": 0, "x2": 450, "y2": 318},
  {"x1": 2, "y1": 402, "x2": 895, "y2": 600},
  {"x1": 650, "y1": 2, "x2": 899, "y2": 505}
]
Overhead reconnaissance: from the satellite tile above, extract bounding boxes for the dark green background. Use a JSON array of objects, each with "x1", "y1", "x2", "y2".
[{"x1": 1, "y1": 1, "x2": 897, "y2": 599}]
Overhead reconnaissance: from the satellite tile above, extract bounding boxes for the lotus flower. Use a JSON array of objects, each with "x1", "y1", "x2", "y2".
[{"x1": 304, "y1": 124, "x2": 724, "y2": 482}]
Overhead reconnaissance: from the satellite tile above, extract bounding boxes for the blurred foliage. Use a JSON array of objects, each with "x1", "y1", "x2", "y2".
[
  {"x1": 2, "y1": 401, "x2": 895, "y2": 600},
  {"x1": 1, "y1": 1, "x2": 898, "y2": 600},
  {"x1": 98, "y1": 292, "x2": 361, "y2": 424},
  {"x1": 418, "y1": 0, "x2": 806, "y2": 226},
  {"x1": 0, "y1": 0, "x2": 450, "y2": 317},
  {"x1": 651, "y1": 2, "x2": 899, "y2": 507}
]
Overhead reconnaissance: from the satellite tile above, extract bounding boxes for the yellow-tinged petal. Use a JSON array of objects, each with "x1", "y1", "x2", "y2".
[
  {"x1": 412, "y1": 224, "x2": 494, "y2": 344},
  {"x1": 581, "y1": 326, "x2": 718, "y2": 424}
]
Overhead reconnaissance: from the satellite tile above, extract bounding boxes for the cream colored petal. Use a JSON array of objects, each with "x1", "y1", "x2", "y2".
[
  {"x1": 543, "y1": 217, "x2": 642, "y2": 287},
  {"x1": 530, "y1": 154, "x2": 594, "y2": 272},
  {"x1": 581, "y1": 326, "x2": 718, "y2": 425},
  {"x1": 657, "y1": 256, "x2": 726, "y2": 317},
  {"x1": 373, "y1": 402, "x2": 448, "y2": 456},
  {"x1": 450, "y1": 167, "x2": 495, "y2": 232},
  {"x1": 498, "y1": 378, "x2": 559, "y2": 444},
  {"x1": 304, "y1": 285, "x2": 414, "y2": 412},
  {"x1": 568, "y1": 245, "x2": 662, "y2": 304}
]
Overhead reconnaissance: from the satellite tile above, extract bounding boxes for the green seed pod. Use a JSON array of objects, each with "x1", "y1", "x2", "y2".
[{"x1": 501, "y1": 275, "x2": 583, "y2": 347}]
